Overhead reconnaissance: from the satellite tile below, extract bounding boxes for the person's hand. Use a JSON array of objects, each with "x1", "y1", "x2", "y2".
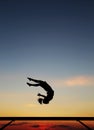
[{"x1": 27, "y1": 82, "x2": 31, "y2": 87}]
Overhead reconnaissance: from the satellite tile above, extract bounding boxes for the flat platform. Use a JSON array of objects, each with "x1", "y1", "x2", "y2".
[{"x1": 0, "y1": 117, "x2": 94, "y2": 120}]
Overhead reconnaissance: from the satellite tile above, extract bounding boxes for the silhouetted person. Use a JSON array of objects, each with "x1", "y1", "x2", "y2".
[{"x1": 27, "y1": 77, "x2": 54, "y2": 104}]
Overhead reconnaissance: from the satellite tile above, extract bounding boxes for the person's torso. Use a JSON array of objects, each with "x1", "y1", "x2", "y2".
[
  {"x1": 40, "y1": 81, "x2": 54, "y2": 101},
  {"x1": 40, "y1": 81, "x2": 53, "y2": 92}
]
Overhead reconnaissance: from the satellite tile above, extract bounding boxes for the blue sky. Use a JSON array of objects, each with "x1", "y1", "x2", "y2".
[{"x1": 0, "y1": 0, "x2": 94, "y2": 116}]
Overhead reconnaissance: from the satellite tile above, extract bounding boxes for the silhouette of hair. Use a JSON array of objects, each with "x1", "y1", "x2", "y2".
[
  {"x1": 38, "y1": 98, "x2": 43, "y2": 104},
  {"x1": 43, "y1": 99, "x2": 49, "y2": 104}
]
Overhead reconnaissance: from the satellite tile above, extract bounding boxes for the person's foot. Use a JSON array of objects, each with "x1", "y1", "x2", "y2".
[
  {"x1": 27, "y1": 77, "x2": 32, "y2": 81},
  {"x1": 37, "y1": 93, "x2": 41, "y2": 96},
  {"x1": 27, "y1": 82, "x2": 31, "y2": 87}
]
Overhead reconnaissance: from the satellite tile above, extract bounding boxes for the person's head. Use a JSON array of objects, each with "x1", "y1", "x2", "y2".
[
  {"x1": 38, "y1": 98, "x2": 43, "y2": 104},
  {"x1": 43, "y1": 99, "x2": 49, "y2": 104}
]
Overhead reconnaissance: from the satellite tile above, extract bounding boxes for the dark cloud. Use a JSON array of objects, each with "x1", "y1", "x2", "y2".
[
  {"x1": 30, "y1": 124, "x2": 40, "y2": 128},
  {"x1": 45, "y1": 124, "x2": 70, "y2": 130},
  {"x1": 52, "y1": 124, "x2": 70, "y2": 128},
  {"x1": 10, "y1": 122, "x2": 28, "y2": 126}
]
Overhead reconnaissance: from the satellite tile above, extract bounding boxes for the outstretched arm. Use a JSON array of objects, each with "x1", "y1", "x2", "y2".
[{"x1": 37, "y1": 93, "x2": 46, "y2": 98}]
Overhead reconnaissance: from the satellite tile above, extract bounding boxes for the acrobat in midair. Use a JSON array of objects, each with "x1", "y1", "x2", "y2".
[{"x1": 27, "y1": 77, "x2": 54, "y2": 104}]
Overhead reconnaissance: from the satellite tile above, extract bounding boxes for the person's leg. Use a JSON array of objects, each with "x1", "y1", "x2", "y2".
[
  {"x1": 27, "y1": 82, "x2": 40, "y2": 87},
  {"x1": 27, "y1": 77, "x2": 42, "y2": 83}
]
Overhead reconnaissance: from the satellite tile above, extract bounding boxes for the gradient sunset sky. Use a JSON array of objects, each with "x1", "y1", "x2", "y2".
[{"x1": 0, "y1": 0, "x2": 94, "y2": 117}]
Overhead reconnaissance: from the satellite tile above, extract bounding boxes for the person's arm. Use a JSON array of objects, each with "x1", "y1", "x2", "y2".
[{"x1": 37, "y1": 93, "x2": 46, "y2": 98}]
